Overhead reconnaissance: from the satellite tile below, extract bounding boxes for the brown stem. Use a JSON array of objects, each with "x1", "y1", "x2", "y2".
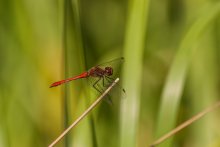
[
  {"x1": 150, "y1": 100, "x2": 220, "y2": 147},
  {"x1": 48, "y1": 78, "x2": 120, "y2": 147}
]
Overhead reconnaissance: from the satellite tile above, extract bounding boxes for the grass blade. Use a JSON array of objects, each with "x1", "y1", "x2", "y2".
[
  {"x1": 62, "y1": 0, "x2": 89, "y2": 146},
  {"x1": 120, "y1": 0, "x2": 150, "y2": 147},
  {"x1": 155, "y1": 2, "x2": 220, "y2": 146}
]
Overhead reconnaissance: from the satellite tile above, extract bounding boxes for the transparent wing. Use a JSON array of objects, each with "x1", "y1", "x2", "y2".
[
  {"x1": 96, "y1": 57, "x2": 124, "y2": 81},
  {"x1": 89, "y1": 57, "x2": 124, "y2": 91},
  {"x1": 87, "y1": 74, "x2": 125, "y2": 104},
  {"x1": 96, "y1": 57, "x2": 124, "y2": 67},
  {"x1": 86, "y1": 57, "x2": 125, "y2": 104}
]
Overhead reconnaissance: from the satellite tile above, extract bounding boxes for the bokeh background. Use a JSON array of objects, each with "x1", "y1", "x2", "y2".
[{"x1": 1, "y1": 0, "x2": 220, "y2": 147}]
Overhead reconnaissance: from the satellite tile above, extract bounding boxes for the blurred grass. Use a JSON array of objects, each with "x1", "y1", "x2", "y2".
[
  {"x1": 62, "y1": 0, "x2": 96, "y2": 146},
  {"x1": 188, "y1": 29, "x2": 218, "y2": 146},
  {"x1": 155, "y1": 2, "x2": 220, "y2": 147},
  {"x1": 120, "y1": 0, "x2": 149, "y2": 147},
  {"x1": 1, "y1": 0, "x2": 220, "y2": 147}
]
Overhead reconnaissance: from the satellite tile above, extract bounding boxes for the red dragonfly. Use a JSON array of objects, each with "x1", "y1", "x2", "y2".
[{"x1": 50, "y1": 57, "x2": 125, "y2": 99}]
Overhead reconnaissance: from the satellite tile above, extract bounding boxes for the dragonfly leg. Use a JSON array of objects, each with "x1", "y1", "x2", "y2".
[
  {"x1": 102, "y1": 76, "x2": 110, "y2": 87},
  {"x1": 93, "y1": 77, "x2": 113, "y2": 105},
  {"x1": 100, "y1": 77, "x2": 114, "y2": 104},
  {"x1": 105, "y1": 76, "x2": 126, "y2": 93},
  {"x1": 102, "y1": 76, "x2": 105, "y2": 87},
  {"x1": 105, "y1": 76, "x2": 113, "y2": 83},
  {"x1": 105, "y1": 76, "x2": 114, "y2": 81},
  {"x1": 105, "y1": 76, "x2": 115, "y2": 87},
  {"x1": 93, "y1": 77, "x2": 102, "y2": 94}
]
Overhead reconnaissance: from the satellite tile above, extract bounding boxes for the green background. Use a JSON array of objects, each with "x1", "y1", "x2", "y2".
[{"x1": 1, "y1": 0, "x2": 220, "y2": 147}]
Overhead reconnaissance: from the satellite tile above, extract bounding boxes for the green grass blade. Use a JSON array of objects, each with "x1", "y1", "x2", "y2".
[
  {"x1": 120, "y1": 0, "x2": 150, "y2": 147},
  {"x1": 188, "y1": 31, "x2": 219, "y2": 146},
  {"x1": 62, "y1": 0, "x2": 91, "y2": 146},
  {"x1": 155, "y1": 2, "x2": 220, "y2": 146}
]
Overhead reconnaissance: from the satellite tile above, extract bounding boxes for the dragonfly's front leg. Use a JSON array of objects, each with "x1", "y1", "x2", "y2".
[
  {"x1": 93, "y1": 77, "x2": 102, "y2": 94},
  {"x1": 102, "y1": 76, "x2": 111, "y2": 87},
  {"x1": 95, "y1": 76, "x2": 113, "y2": 105},
  {"x1": 104, "y1": 76, "x2": 114, "y2": 86},
  {"x1": 105, "y1": 76, "x2": 126, "y2": 93},
  {"x1": 105, "y1": 76, "x2": 114, "y2": 81}
]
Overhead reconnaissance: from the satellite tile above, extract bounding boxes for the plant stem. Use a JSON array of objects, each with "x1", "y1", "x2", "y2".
[{"x1": 48, "y1": 78, "x2": 120, "y2": 147}]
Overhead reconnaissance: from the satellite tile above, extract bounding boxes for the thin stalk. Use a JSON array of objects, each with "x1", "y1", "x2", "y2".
[
  {"x1": 49, "y1": 78, "x2": 120, "y2": 147},
  {"x1": 151, "y1": 100, "x2": 220, "y2": 147}
]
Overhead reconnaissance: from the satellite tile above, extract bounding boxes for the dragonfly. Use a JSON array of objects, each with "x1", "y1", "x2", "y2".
[{"x1": 50, "y1": 57, "x2": 125, "y2": 102}]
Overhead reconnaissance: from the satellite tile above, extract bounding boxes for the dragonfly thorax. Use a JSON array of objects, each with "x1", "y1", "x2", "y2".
[
  {"x1": 88, "y1": 66, "x2": 113, "y2": 77},
  {"x1": 104, "y1": 67, "x2": 113, "y2": 76}
]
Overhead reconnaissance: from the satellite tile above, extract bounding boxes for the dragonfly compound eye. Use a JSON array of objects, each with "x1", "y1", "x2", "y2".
[{"x1": 105, "y1": 67, "x2": 113, "y2": 76}]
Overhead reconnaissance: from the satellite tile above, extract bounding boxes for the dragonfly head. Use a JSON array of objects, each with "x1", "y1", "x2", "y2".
[{"x1": 105, "y1": 67, "x2": 113, "y2": 76}]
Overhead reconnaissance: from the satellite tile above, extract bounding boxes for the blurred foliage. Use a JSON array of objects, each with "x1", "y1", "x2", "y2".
[{"x1": 1, "y1": 0, "x2": 220, "y2": 147}]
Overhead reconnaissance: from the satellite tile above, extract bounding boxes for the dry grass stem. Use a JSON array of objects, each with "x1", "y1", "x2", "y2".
[
  {"x1": 150, "y1": 100, "x2": 220, "y2": 147},
  {"x1": 48, "y1": 78, "x2": 120, "y2": 147}
]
